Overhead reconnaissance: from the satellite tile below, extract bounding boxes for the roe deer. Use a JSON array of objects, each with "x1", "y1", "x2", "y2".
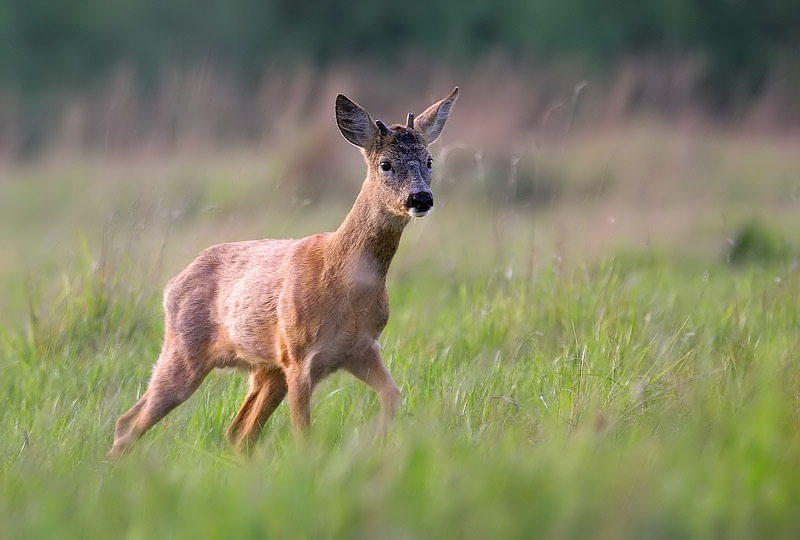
[{"x1": 110, "y1": 87, "x2": 459, "y2": 456}]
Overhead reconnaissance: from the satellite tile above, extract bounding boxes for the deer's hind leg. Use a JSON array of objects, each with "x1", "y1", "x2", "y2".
[
  {"x1": 226, "y1": 366, "x2": 288, "y2": 453},
  {"x1": 110, "y1": 346, "x2": 210, "y2": 457}
]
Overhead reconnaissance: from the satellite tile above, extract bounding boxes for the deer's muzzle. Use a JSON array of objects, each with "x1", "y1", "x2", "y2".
[{"x1": 406, "y1": 191, "x2": 433, "y2": 217}]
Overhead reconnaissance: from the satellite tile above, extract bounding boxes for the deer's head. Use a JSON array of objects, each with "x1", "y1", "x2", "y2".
[{"x1": 335, "y1": 87, "x2": 459, "y2": 218}]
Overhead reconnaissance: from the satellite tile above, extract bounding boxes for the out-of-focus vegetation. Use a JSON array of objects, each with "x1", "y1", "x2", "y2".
[
  {"x1": 2, "y1": 0, "x2": 800, "y2": 159},
  {"x1": 2, "y1": 0, "x2": 799, "y2": 95}
]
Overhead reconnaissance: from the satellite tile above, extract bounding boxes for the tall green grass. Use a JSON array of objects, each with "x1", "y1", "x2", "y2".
[{"x1": 2, "y1": 237, "x2": 799, "y2": 538}]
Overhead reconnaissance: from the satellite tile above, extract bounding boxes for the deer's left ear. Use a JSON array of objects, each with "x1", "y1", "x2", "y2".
[
  {"x1": 416, "y1": 87, "x2": 459, "y2": 144},
  {"x1": 336, "y1": 94, "x2": 379, "y2": 148}
]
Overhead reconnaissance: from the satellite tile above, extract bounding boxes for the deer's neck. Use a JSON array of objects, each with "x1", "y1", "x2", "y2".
[{"x1": 328, "y1": 182, "x2": 410, "y2": 280}]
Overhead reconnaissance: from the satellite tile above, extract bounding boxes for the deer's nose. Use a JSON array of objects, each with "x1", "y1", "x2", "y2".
[{"x1": 406, "y1": 191, "x2": 434, "y2": 215}]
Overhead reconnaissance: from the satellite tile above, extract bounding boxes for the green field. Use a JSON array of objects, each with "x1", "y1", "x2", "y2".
[{"x1": 1, "y1": 128, "x2": 799, "y2": 538}]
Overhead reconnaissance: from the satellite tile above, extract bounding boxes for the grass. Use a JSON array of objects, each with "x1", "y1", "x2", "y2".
[{"x1": 1, "y1": 127, "x2": 800, "y2": 538}]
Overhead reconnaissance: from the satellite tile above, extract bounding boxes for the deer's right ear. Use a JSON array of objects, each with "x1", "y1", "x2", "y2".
[
  {"x1": 336, "y1": 94, "x2": 379, "y2": 148},
  {"x1": 416, "y1": 86, "x2": 459, "y2": 144}
]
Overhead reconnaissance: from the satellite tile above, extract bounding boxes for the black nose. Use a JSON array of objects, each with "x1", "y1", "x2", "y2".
[{"x1": 406, "y1": 191, "x2": 433, "y2": 212}]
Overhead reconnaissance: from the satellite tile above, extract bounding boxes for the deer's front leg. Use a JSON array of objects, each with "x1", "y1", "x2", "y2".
[
  {"x1": 345, "y1": 340, "x2": 401, "y2": 436},
  {"x1": 286, "y1": 365, "x2": 312, "y2": 435}
]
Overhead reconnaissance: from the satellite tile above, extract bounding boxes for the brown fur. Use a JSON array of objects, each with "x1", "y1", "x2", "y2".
[{"x1": 110, "y1": 87, "x2": 459, "y2": 456}]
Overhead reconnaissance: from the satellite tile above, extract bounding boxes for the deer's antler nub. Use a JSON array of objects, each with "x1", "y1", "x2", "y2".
[{"x1": 376, "y1": 120, "x2": 391, "y2": 136}]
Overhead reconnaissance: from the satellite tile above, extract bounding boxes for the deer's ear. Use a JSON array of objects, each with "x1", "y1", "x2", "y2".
[
  {"x1": 336, "y1": 94, "x2": 379, "y2": 148},
  {"x1": 416, "y1": 86, "x2": 459, "y2": 144}
]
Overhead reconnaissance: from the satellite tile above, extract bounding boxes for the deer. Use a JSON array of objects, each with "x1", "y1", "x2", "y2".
[{"x1": 110, "y1": 87, "x2": 459, "y2": 457}]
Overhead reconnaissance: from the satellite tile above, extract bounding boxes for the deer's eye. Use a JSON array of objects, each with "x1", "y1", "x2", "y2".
[
  {"x1": 380, "y1": 161, "x2": 392, "y2": 172},
  {"x1": 426, "y1": 158, "x2": 433, "y2": 169}
]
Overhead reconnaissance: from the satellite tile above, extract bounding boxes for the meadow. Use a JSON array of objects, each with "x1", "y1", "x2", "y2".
[{"x1": 1, "y1": 121, "x2": 799, "y2": 538}]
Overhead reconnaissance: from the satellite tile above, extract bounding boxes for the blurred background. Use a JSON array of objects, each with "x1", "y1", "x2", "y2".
[
  {"x1": 2, "y1": 0, "x2": 799, "y2": 156},
  {"x1": 1, "y1": 0, "x2": 799, "y2": 321}
]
